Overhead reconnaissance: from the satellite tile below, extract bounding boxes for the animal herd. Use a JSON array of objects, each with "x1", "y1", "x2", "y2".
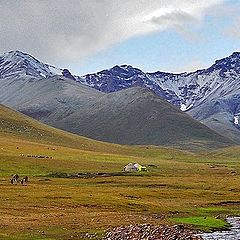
[
  {"x1": 19, "y1": 153, "x2": 53, "y2": 159},
  {"x1": 10, "y1": 174, "x2": 29, "y2": 185}
]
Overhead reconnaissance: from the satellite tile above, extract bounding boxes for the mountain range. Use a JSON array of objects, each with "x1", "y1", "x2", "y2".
[
  {"x1": 77, "y1": 52, "x2": 240, "y2": 142},
  {"x1": 0, "y1": 50, "x2": 239, "y2": 148}
]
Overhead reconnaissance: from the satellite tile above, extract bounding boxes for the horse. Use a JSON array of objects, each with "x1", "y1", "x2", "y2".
[
  {"x1": 21, "y1": 176, "x2": 29, "y2": 185},
  {"x1": 10, "y1": 174, "x2": 20, "y2": 184}
]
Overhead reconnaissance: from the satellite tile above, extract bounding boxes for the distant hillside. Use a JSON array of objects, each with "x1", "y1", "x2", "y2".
[
  {"x1": 188, "y1": 95, "x2": 240, "y2": 143},
  {"x1": 0, "y1": 75, "x2": 103, "y2": 123},
  {"x1": 52, "y1": 87, "x2": 234, "y2": 150},
  {"x1": 0, "y1": 73, "x2": 235, "y2": 150},
  {"x1": 0, "y1": 104, "x2": 131, "y2": 154}
]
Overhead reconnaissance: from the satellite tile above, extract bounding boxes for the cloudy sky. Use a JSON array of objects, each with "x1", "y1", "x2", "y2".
[{"x1": 0, "y1": 0, "x2": 240, "y2": 75}]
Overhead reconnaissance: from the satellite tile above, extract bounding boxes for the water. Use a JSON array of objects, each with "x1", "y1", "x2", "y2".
[{"x1": 199, "y1": 217, "x2": 240, "y2": 240}]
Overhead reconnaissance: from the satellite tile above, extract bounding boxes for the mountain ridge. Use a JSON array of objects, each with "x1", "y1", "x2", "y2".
[
  {"x1": 40, "y1": 85, "x2": 235, "y2": 150},
  {"x1": 0, "y1": 50, "x2": 76, "y2": 80},
  {"x1": 0, "y1": 71, "x2": 234, "y2": 150},
  {"x1": 0, "y1": 50, "x2": 240, "y2": 143}
]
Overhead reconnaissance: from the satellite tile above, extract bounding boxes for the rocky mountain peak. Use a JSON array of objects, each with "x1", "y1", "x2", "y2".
[{"x1": 0, "y1": 50, "x2": 73, "y2": 80}]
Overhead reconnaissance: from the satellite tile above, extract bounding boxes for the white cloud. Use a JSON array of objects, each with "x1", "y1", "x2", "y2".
[{"x1": 0, "y1": 0, "x2": 222, "y2": 67}]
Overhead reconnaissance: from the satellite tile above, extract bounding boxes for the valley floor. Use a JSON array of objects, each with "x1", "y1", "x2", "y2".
[{"x1": 1, "y1": 134, "x2": 240, "y2": 239}]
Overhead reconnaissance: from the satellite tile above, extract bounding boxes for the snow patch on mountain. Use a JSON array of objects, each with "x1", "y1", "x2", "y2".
[
  {"x1": 180, "y1": 103, "x2": 193, "y2": 111},
  {"x1": 234, "y1": 116, "x2": 239, "y2": 125},
  {"x1": 0, "y1": 50, "x2": 74, "y2": 80}
]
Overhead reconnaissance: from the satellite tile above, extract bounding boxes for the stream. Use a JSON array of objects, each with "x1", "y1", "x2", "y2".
[{"x1": 199, "y1": 217, "x2": 240, "y2": 240}]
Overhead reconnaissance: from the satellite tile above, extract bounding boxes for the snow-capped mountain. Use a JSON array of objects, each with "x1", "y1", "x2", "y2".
[
  {"x1": 2, "y1": 50, "x2": 239, "y2": 112},
  {"x1": 150, "y1": 52, "x2": 240, "y2": 110},
  {"x1": 0, "y1": 50, "x2": 75, "y2": 80},
  {"x1": 77, "y1": 52, "x2": 240, "y2": 111},
  {"x1": 76, "y1": 65, "x2": 177, "y2": 103}
]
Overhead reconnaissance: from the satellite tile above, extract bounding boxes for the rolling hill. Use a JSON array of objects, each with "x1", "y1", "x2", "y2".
[
  {"x1": 0, "y1": 103, "x2": 133, "y2": 154},
  {"x1": 0, "y1": 78, "x2": 235, "y2": 150},
  {"x1": 52, "y1": 87, "x2": 235, "y2": 150}
]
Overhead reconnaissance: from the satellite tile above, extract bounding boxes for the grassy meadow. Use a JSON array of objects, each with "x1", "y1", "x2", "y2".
[
  {"x1": 1, "y1": 104, "x2": 240, "y2": 239},
  {"x1": 1, "y1": 132, "x2": 240, "y2": 239}
]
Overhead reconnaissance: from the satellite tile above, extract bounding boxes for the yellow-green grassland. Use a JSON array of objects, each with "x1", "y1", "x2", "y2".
[{"x1": 1, "y1": 105, "x2": 240, "y2": 239}]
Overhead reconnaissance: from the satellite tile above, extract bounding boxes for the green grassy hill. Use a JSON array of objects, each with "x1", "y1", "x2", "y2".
[{"x1": 0, "y1": 104, "x2": 138, "y2": 154}]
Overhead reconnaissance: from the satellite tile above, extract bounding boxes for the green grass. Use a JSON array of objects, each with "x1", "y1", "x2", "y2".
[
  {"x1": 0, "y1": 235, "x2": 56, "y2": 240},
  {"x1": 172, "y1": 216, "x2": 230, "y2": 231},
  {"x1": 197, "y1": 206, "x2": 238, "y2": 214}
]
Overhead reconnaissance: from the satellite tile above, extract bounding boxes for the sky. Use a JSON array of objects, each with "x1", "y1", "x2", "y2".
[{"x1": 0, "y1": 0, "x2": 240, "y2": 75}]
